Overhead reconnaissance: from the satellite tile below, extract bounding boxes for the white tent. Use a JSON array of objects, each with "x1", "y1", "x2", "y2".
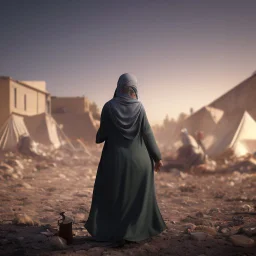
[
  {"x1": 204, "y1": 111, "x2": 256, "y2": 157},
  {"x1": 0, "y1": 115, "x2": 29, "y2": 151},
  {"x1": 0, "y1": 113, "x2": 66, "y2": 151},
  {"x1": 24, "y1": 113, "x2": 62, "y2": 148},
  {"x1": 182, "y1": 106, "x2": 224, "y2": 136}
]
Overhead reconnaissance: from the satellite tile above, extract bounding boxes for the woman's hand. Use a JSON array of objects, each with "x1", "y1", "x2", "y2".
[{"x1": 154, "y1": 160, "x2": 163, "y2": 172}]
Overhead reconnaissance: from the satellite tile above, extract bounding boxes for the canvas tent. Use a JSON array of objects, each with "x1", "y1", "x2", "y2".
[
  {"x1": 0, "y1": 113, "x2": 65, "y2": 151},
  {"x1": 24, "y1": 113, "x2": 61, "y2": 148},
  {"x1": 204, "y1": 111, "x2": 256, "y2": 157},
  {"x1": 182, "y1": 106, "x2": 224, "y2": 136},
  {"x1": 0, "y1": 115, "x2": 29, "y2": 151}
]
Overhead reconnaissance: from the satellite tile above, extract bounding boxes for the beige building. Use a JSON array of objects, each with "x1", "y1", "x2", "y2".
[
  {"x1": 0, "y1": 76, "x2": 51, "y2": 128},
  {"x1": 51, "y1": 96, "x2": 98, "y2": 143},
  {"x1": 51, "y1": 96, "x2": 90, "y2": 114}
]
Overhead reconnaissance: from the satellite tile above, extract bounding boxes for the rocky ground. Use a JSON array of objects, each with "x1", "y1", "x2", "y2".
[{"x1": 0, "y1": 147, "x2": 256, "y2": 256}]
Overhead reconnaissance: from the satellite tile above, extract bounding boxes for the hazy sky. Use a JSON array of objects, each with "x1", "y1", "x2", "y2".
[{"x1": 0, "y1": 0, "x2": 256, "y2": 124}]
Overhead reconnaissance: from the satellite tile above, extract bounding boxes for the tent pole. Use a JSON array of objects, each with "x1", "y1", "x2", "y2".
[{"x1": 49, "y1": 115, "x2": 76, "y2": 151}]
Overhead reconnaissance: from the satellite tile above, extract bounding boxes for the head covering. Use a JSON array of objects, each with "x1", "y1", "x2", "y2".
[
  {"x1": 108, "y1": 73, "x2": 144, "y2": 140},
  {"x1": 114, "y1": 73, "x2": 138, "y2": 99}
]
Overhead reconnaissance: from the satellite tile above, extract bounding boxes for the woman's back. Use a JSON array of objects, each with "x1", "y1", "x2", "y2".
[{"x1": 85, "y1": 73, "x2": 166, "y2": 244}]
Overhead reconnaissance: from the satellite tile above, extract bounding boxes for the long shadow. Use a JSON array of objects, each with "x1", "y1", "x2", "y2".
[
  {"x1": 1, "y1": 224, "x2": 255, "y2": 256},
  {"x1": 0, "y1": 223, "x2": 116, "y2": 256}
]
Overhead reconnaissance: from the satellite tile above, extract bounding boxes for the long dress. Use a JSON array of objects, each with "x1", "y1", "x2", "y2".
[{"x1": 85, "y1": 102, "x2": 166, "y2": 242}]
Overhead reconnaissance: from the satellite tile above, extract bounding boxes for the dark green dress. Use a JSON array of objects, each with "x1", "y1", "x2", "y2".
[{"x1": 85, "y1": 103, "x2": 166, "y2": 242}]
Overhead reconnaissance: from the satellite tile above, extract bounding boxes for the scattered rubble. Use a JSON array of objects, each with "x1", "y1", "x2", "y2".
[{"x1": 0, "y1": 144, "x2": 255, "y2": 255}]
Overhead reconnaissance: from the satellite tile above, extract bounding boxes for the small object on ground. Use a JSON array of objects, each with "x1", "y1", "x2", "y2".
[
  {"x1": 214, "y1": 191, "x2": 225, "y2": 199},
  {"x1": 208, "y1": 208, "x2": 220, "y2": 214},
  {"x1": 218, "y1": 226, "x2": 231, "y2": 235},
  {"x1": 13, "y1": 213, "x2": 36, "y2": 226},
  {"x1": 183, "y1": 223, "x2": 196, "y2": 233},
  {"x1": 50, "y1": 236, "x2": 68, "y2": 250},
  {"x1": 40, "y1": 229, "x2": 55, "y2": 237},
  {"x1": 232, "y1": 216, "x2": 244, "y2": 226},
  {"x1": 195, "y1": 211, "x2": 204, "y2": 218},
  {"x1": 58, "y1": 212, "x2": 73, "y2": 245},
  {"x1": 190, "y1": 232, "x2": 208, "y2": 241},
  {"x1": 238, "y1": 224, "x2": 256, "y2": 237},
  {"x1": 230, "y1": 235, "x2": 255, "y2": 247},
  {"x1": 241, "y1": 204, "x2": 254, "y2": 212},
  {"x1": 21, "y1": 182, "x2": 32, "y2": 189},
  {"x1": 195, "y1": 226, "x2": 217, "y2": 236}
]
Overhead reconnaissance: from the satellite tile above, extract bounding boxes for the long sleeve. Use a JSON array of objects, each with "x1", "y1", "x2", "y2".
[
  {"x1": 96, "y1": 104, "x2": 108, "y2": 144},
  {"x1": 142, "y1": 109, "x2": 162, "y2": 162}
]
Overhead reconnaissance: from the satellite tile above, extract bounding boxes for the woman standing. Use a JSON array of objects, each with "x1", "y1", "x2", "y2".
[{"x1": 85, "y1": 73, "x2": 166, "y2": 245}]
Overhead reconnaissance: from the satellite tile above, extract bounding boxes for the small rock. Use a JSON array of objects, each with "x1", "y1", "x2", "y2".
[
  {"x1": 229, "y1": 181, "x2": 235, "y2": 186},
  {"x1": 195, "y1": 226, "x2": 217, "y2": 236},
  {"x1": 36, "y1": 164, "x2": 48, "y2": 171},
  {"x1": 15, "y1": 160, "x2": 25, "y2": 169},
  {"x1": 219, "y1": 227, "x2": 231, "y2": 235},
  {"x1": 13, "y1": 213, "x2": 36, "y2": 226},
  {"x1": 241, "y1": 204, "x2": 253, "y2": 212},
  {"x1": 11, "y1": 173, "x2": 19, "y2": 179},
  {"x1": 22, "y1": 182, "x2": 32, "y2": 189},
  {"x1": 195, "y1": 211, "x2": 204, "y2": 218},
  {"x1": 208, "y1": 208, "x2": 220, "y2": 214},
  {"x1": 5, "y1": 159, "x2": 24, "y2": 170},
  {"x1": 232, "y1": 215, "x2": 244, "y2": 226},
  {"x1": 179, "y1": 171, "x2": 187, "y2": 179},
  {"x1": 59, "y1": 174, "x2": 66, "y2": 179},
  {"x1": 43, "y1": 206, "x2": 54, "y2": 212},
  {"x1": 183, "y1": 223, "x2": 196, "y2": 233},
  {"x1": 15, "y1": 169, "x2": 24, "y2": 178},
  {"x1": 190, "y1": 232, "x2": 208, "y2": 241},
  {"x1": 0, "y1": 163, "x2": 14, "y2": 173},
  {"x1": 40, "y1": 229, "x2": 55, "y2": 237},
  {"x1": 230, "y1": 235, "x2": 255, "y2": 247},
  {"x1": 50, "y1": 236, "x2": 67, "y2": 250},
  {"x1": 239, "y1": 224, "x2": 256, "y2": 237}
]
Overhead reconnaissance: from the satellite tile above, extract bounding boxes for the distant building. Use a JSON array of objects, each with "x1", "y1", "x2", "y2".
[
  {"x1": 0, "y1": 76, "x2": 51, "y2": 127},
  {"x1": 51, "y1": 96, "x2": 98, "y2": 143},
  {"x1": 51, "y1": 96, "x2": 90, "y2": 114}
]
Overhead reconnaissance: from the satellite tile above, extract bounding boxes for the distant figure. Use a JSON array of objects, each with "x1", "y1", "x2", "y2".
[
  {"x1": 178, "y1": 129, "x2": 205, "y2": 169},
  {"x1": 85, "y1": 73, "x2": 166, "y2": 246}
]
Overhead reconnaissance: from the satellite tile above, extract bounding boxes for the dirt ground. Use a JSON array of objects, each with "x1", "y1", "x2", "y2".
[{"x1": 0, "y1": 147, "x2": 256, "y2": 256}]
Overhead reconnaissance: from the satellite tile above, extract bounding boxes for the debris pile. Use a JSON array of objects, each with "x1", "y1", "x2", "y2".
[
  {"x1": 181, "y1": 210, "x2": 256, "y2": 248},
  {"x1": 0, "y1": 138, "x2": 101, "y2": 181}
]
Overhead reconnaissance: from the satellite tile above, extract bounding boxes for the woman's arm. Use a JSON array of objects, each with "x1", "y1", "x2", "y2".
[
  {"x1": 142, "y1": 108, "x2": 162, "y2": 162},
  {"x1": 96, "y1": 103, "x2": 108, "y2": 144}
]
